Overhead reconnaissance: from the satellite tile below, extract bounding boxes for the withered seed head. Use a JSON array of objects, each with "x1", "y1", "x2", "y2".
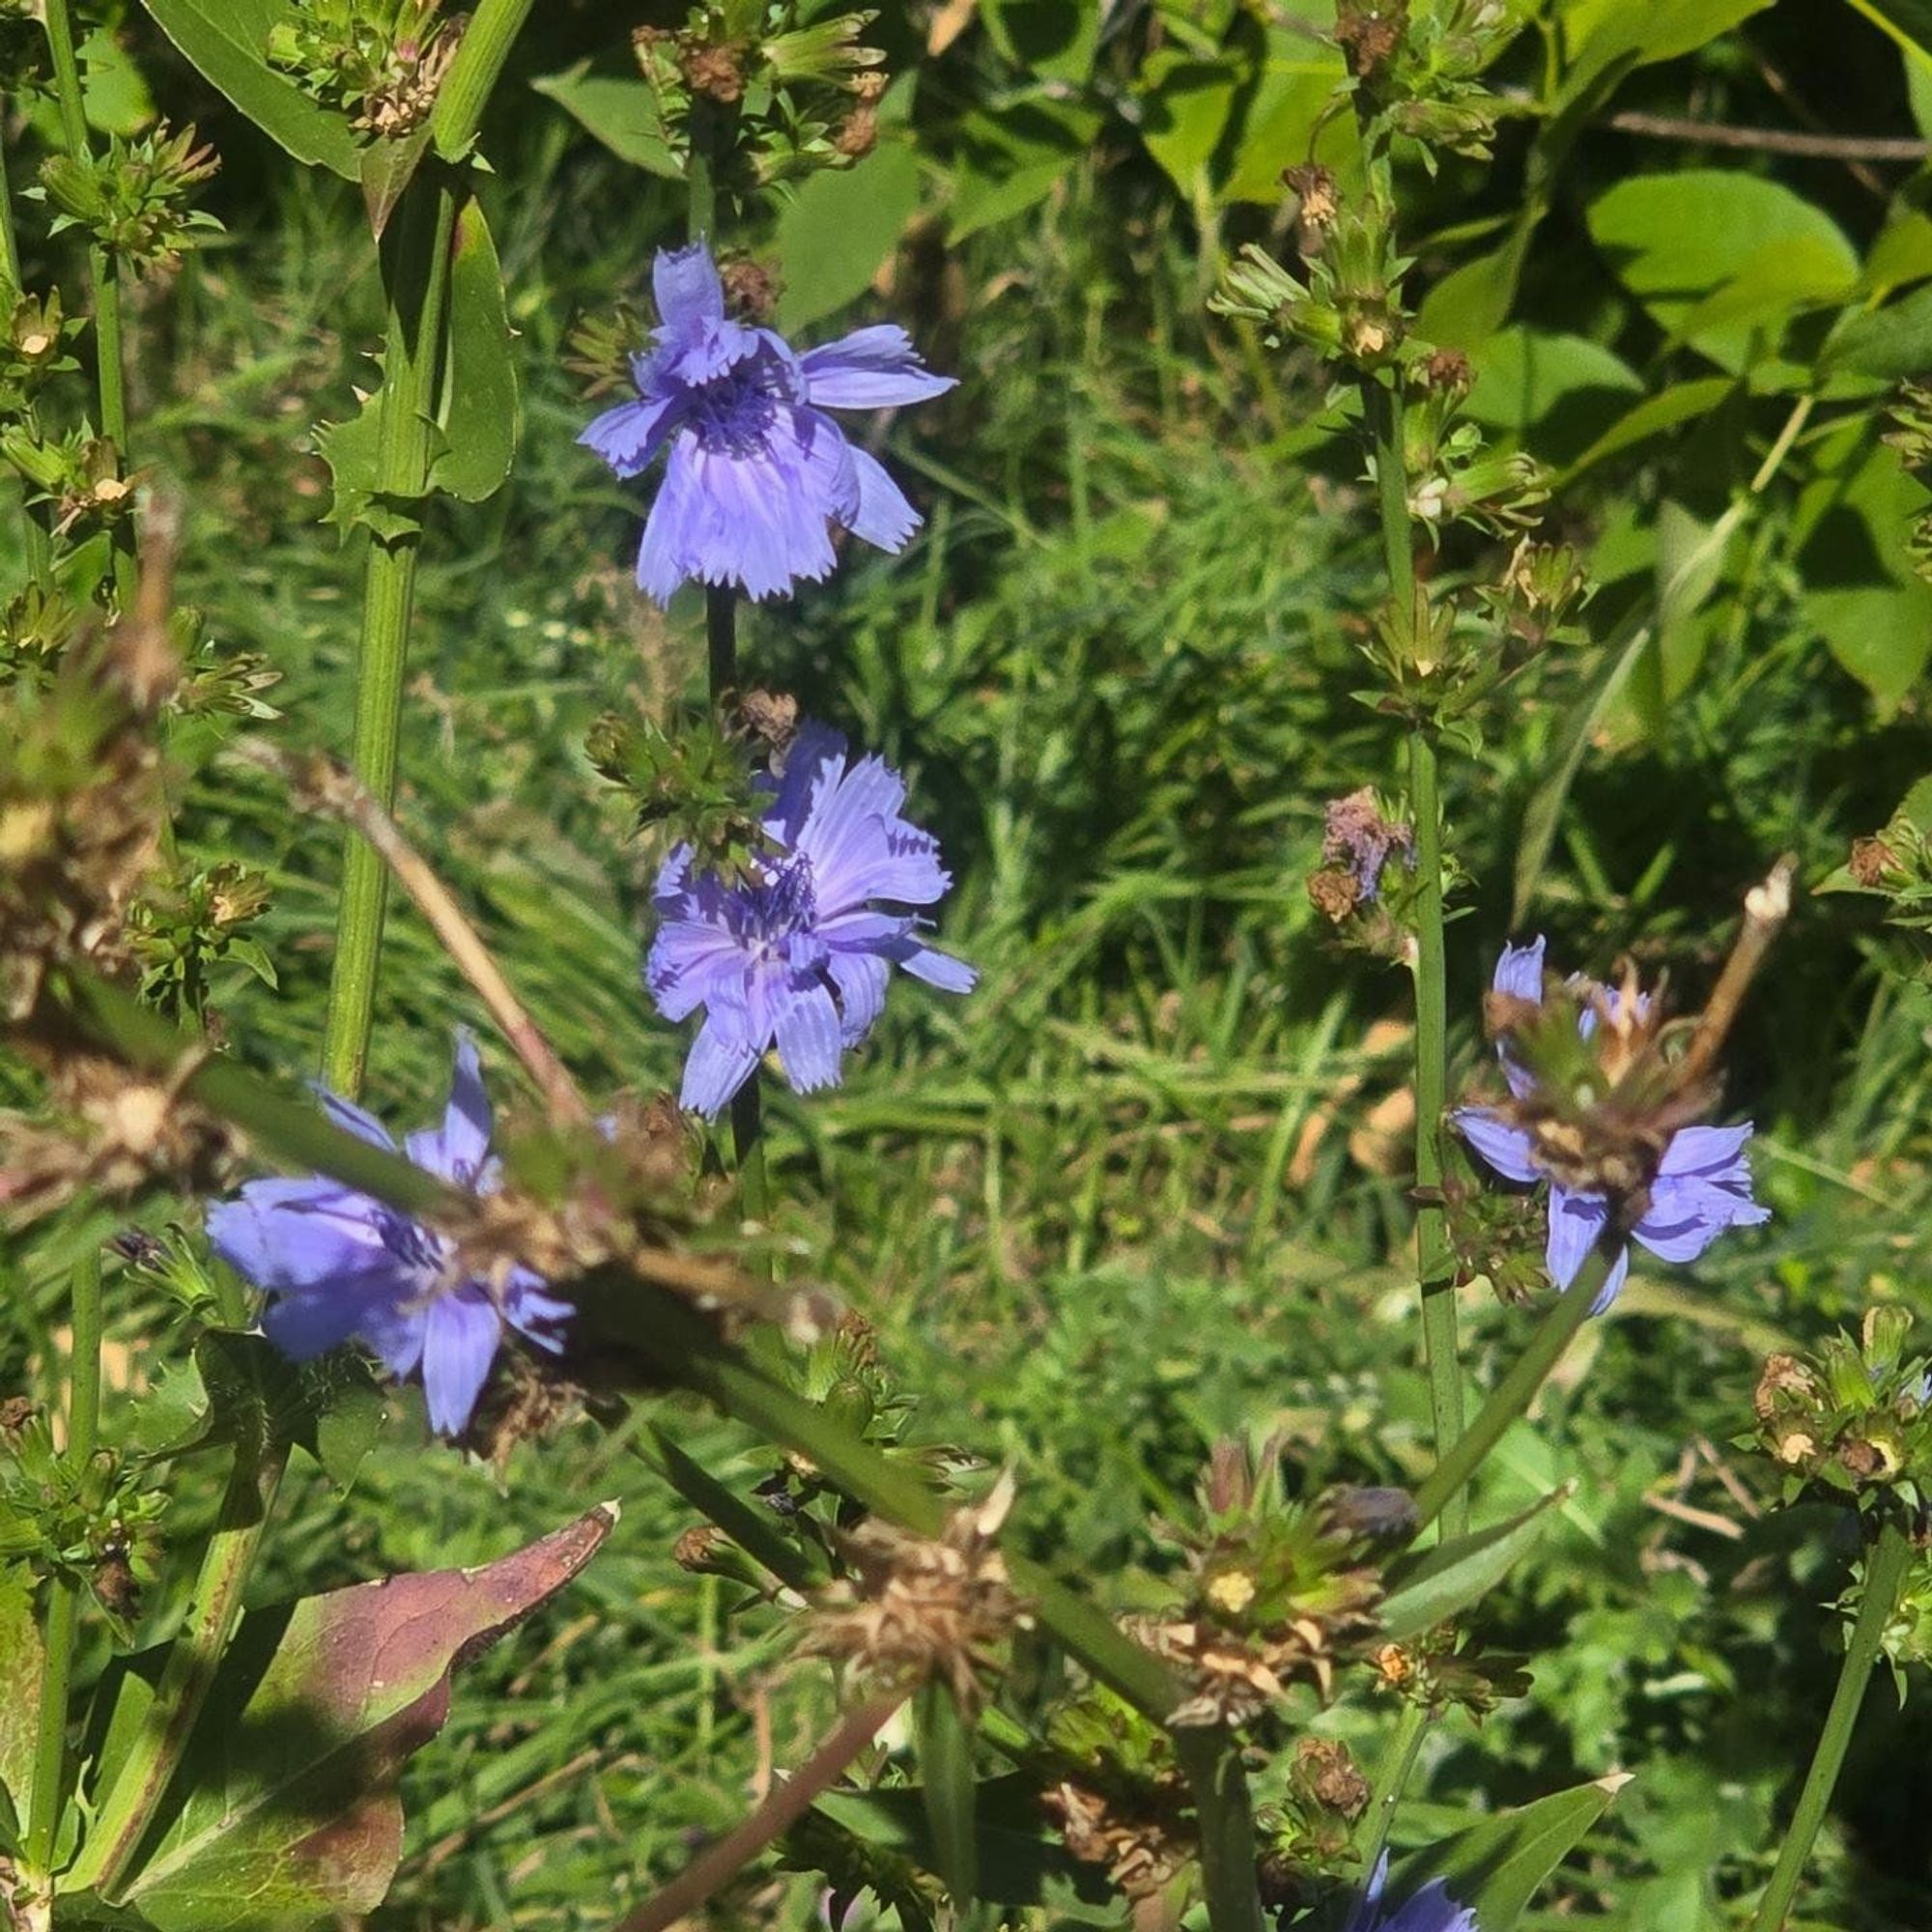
[{"x1": 799, "y1": 1474, "x2": 1027, "y2": 1711}]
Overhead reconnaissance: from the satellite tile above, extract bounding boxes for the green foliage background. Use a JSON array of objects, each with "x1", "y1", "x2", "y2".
[{"x1": 11, "y1": 0, "x2": 1932, "y2": 1925}]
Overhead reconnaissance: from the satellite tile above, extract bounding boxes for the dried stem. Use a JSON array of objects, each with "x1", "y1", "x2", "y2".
[
  {"x1": 1674, "y1": 857, "x2": 1795, "y2": 1094},
  {"x1": 253, "y1": 746, "x2": 592, "y2": 1130}
]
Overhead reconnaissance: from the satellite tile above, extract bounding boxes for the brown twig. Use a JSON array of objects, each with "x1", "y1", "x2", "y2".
[
  {"x1": 1606, "y1": 110, "x2": 1932, "y2": 163},
  {"x1": 237, "y1": 745, "x2": 594, "y2": 1131},
  {"x1": 1675, "y1": 857, "x2": 1795, "y2": 1093},
  {"x1": 607, "y1": 1694, "x2": 902, "y2": 1932}
]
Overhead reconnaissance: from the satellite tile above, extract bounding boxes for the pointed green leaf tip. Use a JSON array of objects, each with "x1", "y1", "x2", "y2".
[
  {"x1": 1378, "y1": 1483, "x2": 1574, "y2": 1643},
  {"x1": 99, "y1": 1505, "x2": 616, "y2": 1930}
]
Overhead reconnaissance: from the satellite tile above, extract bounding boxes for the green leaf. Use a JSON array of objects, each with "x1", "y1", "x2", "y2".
[
  {"x1": 814, "y1": 1776, "x2": 1115, "y2": 1911},
  {"x1": 1552, "y1": 375, "x2": 1736, "y2": 486},
  {"x1": 1848, "y1": 0, "x2": 1932, "y2": 65},
  {"x1": 1558, "y1": 0, "x2": 1772, "y2": 95},
  {"x1": 530, "y1": 64, "x2": 679, "y2": 177},
  {"x1": 430, "y1": 200, "x2": 520, "y2": 503},
  {"x1": 80, "y1": 28, "x2": 157, "y2": 136},
  {"x1": 1397, "y1": 1774, "x2": 1630, "y2": 1930},
  {"x1": 980, "y1": 0, "x2": 1101, "y2": 83},
  {"x1": 112, "y1": 1506, "x2": 616, "y2": 1931},
  {"x1": 1511, "y1": 611, "x2": 1652, "y2": 923},
  {"x1": 358, "y1": 125, "x2": 435, "y2": 241},
  {"x1": 1793, "y1": 425, "x2": 1932, "y2": 705},
  {"x1": 1221, "y1": 24, "x2": 1350, "y2": 204},
  {"x1": 774, "y1": 142, "x2": 923, "y2": 332},
  {"x1": 1136, "y1": 49, "x2": 1242, "y2": 195},
  {"x1": 139, "y1": 0, "x2": 360, "y2": 179},
  {"x1": 914, "y1": 1683, "x2": 980, "y2": 1907},
  {"x1": 1826, "y1": 280, "x2": 1932, "y2": 380},
  {"x1": 0, "y1": 1568, "x2": 43, "y2": 1841},
  {"x1": 1586, "y1": 172, "x2": 1858, "y2": 372},
  {"x1": 1378, "y1": 1485, "x2": 1574, "y2": 1642}
]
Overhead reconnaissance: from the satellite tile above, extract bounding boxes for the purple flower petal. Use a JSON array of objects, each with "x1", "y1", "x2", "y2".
[
  {"x1": 315, "y1": 1089, "x2": 397, "y2": 1151},
  {"x1": 773, "y1": 980, "x2": 844, "y2": 1094},
  {"x1": 1492, "y1": 936, "x2": 1547, "y2": 1004},
  {"x1": 801, "y1": 324, "x2": 955, "y2": 409},
  {"x1": 208, "y1": 1179, "x2": 384, "y2": 1290},
  {"x1": 586, "y1": 242, "x2": 950, "y2": 604},
  {"x1": 680, "y1": 1009, "x2": 764, "y2": 1119},
  {"x1": 406, "y1": 1032, "x2": 492, "y2": 1185},
  {"x1": 1547, "y1": 1184, "x2": 1631, "y2": 1312},
  {"x1": 845, "y1": 445, "x2": 922, "y2": 553},
  {"x1": 579, "y1": 392, "x2": 678, "y2": 478},
  {"x1": 644, "y1": 717, "x2": 972, "y2": 1115},
  {"x1": 259, "y1": 1267, "x2": 408, "y2": 1359},
  {"x1": 1453, "y1": 1107, "x2": 1538, "y2": 1185},
  {"x1": 654, "y1": 239, "x2": 724, "y2": 338},
  {"x1": 421, "y1": 1289, "x2": 501, "y2": 1435}
]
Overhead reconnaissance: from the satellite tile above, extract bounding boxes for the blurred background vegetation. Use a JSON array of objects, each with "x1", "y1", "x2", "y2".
[{"x1": 9, "y1": 0, "x2": 1932, "y2": 1925}]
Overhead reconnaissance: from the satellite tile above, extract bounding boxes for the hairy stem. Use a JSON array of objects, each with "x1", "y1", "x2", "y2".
[
  {"x1": 43, "y1": 0, "x2": 133, "y2": 606},
  {"x1": 1407, "y1": 728, "x2": 1463, "y2": 1537},
  {"x1": 1750, "y1": 1520, "x2": 1914, "y2": 1932},
  {"x1": 323, "y1": 174, "x2": 458, "y2": 1098},
  {"x1": 1410, "y1": 1234, "x2": 1617, "y2": 1534},
  {"x1": 1362, "y1": 365, "x2": 1463, "y2": 1532},
  {"x1": 72, "y1": 1433, "x2": 292, "y2": 1898},
  {"x1": 23, "y1": 1246, "x2": 101, "y2": 1877}
]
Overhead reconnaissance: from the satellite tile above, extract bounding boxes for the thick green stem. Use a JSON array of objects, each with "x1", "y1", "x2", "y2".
[
  {"x1": 23, "y1": 1247, "x2": 101, "y2": 1877},
  {"x1": 1750, "y1": 1521, "x2": 1914, "y2": 1932},
  {"x1": 1407, "y1": 729, "x2": 1463, "y2": 1537},
  {"x1": 1410, "y1": 1235, "x2": 1616, "y2": 1534},
  {"x1": 43, "y1": 0, "x2": 134, "y2": 604},
  {"x1": 71, "y1": 1434, "x2": 291, "y2": 1899},
  {"x1": 320, "y1": 0, "x2": 536, "y2": 1096},
  {"x1": 430, "y1": 0, "x2": 538, "y2": 158},
  {"x1": 323, "y1": 176, "x2": 458, "y2": 1097},
  {"x1": 1362, "y1": 366, "x2": 1463, "y2": 1533}
]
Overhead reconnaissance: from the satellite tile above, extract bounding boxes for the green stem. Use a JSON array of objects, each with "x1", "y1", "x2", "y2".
[
  {"x1": 1410, "y1": 1234, "x2": 1616, "y2": 1534},
  {"x1": 1362, "y1": 365, "x2": 1463, "y2": 1533},
  {"x1": 43, "y1": 0, "x2": 133, "y2": 606},
  {"x1": 323, "y1": 174, "x2": 458, "y2": 1098},
  {"x1": 429, "y1": 0, "x2": 539, "y2": 158},
  {"x1": 1357, "y1": 1700, "x2": 1429, "y2": 1881},
  {"x1": 1408, "y1": 728, "x2": 1463, "y2": 1537},
  {"x1": 1750, "y1": 1520, "x2": 1914, "y2": 1932},
  {"x1": 0, "y1": 124, "x2": 52, "y2": 588},
  {"x1": 23, "y1": 1246, "x2": 101, "y2": 1877},
  {"x1": 319, "y1": 0, "x2": 537, "y2": 1098},
  {"x1": 71, "y1": 1434, "x2": 292, "y2": 1899}
]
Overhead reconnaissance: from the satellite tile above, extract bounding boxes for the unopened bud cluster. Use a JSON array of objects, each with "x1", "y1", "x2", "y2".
[
  {"x1": 1139, "y1": 1438, "x2": 1383, "y2": 1727},
  {"x1": 267, "y1": 0, "x2": 463, "y2": 139},
  {"x1": 1747, "y1": 1309, "x2": 1932, "y2": 1513},
  {"x1": 1338, "y1": 0, "x2": 1520, "y2": 165},
  {"x1": 36, "y1": 123, "x2": 220, "y2": 271},
  {"x1": 636, "y1": 3, "x2": 888, "y2": 192}
]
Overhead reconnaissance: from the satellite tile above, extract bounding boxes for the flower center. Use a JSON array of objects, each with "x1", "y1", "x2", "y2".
[
  {"x1": 688, "y1": 343, "x2": 797, "y2": 455},
  {"x1": 737, "y1": 852, "x2": 824, "y2": 970}
]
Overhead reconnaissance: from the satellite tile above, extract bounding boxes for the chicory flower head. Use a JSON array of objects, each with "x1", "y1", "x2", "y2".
[
  {"x1": 1344, "y1": 1855, "x2": 1477, "y2": 1932},
  {"x1": 1454, "y1": 936, "x2": 1769, "y2": 1313},
  {"x1": 646, "y1": 721, "x2": 975, "y2": 1119},
  {"x1": 581, "y1": 240, "x2": 955, "y2": 606},
  {"x1": 206, "y1": 1035, "x2": 570, "y2": 1436}
]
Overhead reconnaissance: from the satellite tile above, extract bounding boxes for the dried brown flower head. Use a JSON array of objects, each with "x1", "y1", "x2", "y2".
[
  {"x1": 1043, "y1": 1779, "x2": 1191, "y2": 1901},
  {"x1": 800, "y1": 1474, "x2": 1028, "y2": 1710}
]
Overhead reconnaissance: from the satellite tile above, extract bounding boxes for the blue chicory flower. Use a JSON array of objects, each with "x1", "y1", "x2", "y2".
[
  {"x1": 1344, "y1": 1855, "x2": 1477, "y2": 1932},
  {"x1": 646, "y1": 720, "x2": 975, "y2": 1119},
  {"x1": 1454, "y1": 936, "x2": 1770, "y2": 1313},
  {"x1": 581, "y1": 240, "x2": 955, "y2": 606},
  {"x1": 206, "y1": 1035, "x2": 571, "y2": 1435}
]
